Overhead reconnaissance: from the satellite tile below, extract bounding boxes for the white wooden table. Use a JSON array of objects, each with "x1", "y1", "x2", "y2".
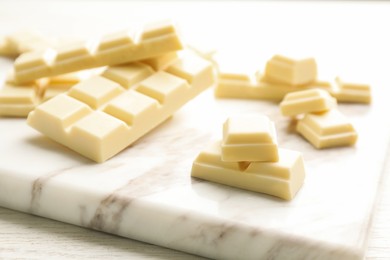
[{"x1": 0, "y1": 1, "x2": 389, "y2": 259}]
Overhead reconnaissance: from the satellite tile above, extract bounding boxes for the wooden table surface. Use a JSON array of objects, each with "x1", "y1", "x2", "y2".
[{"x1": 0, "y1": 1, "x2": 389, "y2": 259}]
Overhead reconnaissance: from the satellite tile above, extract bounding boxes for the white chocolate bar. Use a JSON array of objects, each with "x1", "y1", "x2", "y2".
[
  {"x1": 280, "y1": 89, "x2": 337, "y2": 117},
  {"x1": 221, "y1": 115, "x2": 278, "y2": 162},
  {"x1": 264, "y1": 55, "x2": 317, "y2": 86},
  {"x1": 27, "y1": 53, "x2": 214, "y2": 162},
  {"x1": 296, "y1": 109, "x2": 358, "y2": 149},
  {"x1": 13, "y1": 21, "x2": 183, "y2": 83},
  {"x1": 333, "y1": 77, "x2": 371, "y2": 104},
  {"x1": 191, "y1": 141, "x2": 305, "y2": 200}
]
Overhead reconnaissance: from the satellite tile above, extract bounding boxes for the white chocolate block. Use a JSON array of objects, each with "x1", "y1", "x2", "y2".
[
  {"x1": 68, "y1": 76, "x2": 124, "y2": 109},
  {"x1": 0, "y1": 84, "x2": 38, "y2": 117},
  {"x1": 215, "y1": 76, "x2": 296, "y2": 101},
  {"x1": 135, "y1": 71, "x2": 189, "y2": 104},
  {"x1": 280, "y1": 89, "x2": 337, "y2": 117},
  {"x1": 102, "y1": 62, "x2": 154, "y2": 89},
  {"x1": 191, "y1": 141, "x2": 305, "y2": 200},
  {"x1": 333, "y1": 77, "x2": 371, "y2": 104},
  {"x1": 27, "y1": 54, "x2": 214, "y2": 162},
  {"x1": 14, "y1": 21, "x2": 183, "y2": 83},
  {"x1": 166, "y1": 52, "x2": 215, "y2": 90},
  {"x1": 296, "y1": 109, "x2": 358, "y2": 149},
  {"x1": 264, "y1": 55, "x2": 317, "y2": 86},
  {"x1": 221, "y1": 115, "x2": 278, "y2": 162}
]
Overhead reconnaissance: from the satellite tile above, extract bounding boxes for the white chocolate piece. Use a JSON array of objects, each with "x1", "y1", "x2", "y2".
[
  {"x1": 222, "y1": 115, "x2": 278, "y2": 162},
  {"x1": 191, "y1": 141, "x2": 305, "y2": 200},
  {"x1": 14, "y1": 21, "x2": 183, "y2": 83},
  {"x1": 102, "y1": 63, "x2": 155, "y2": 89},
  {"x1": 215, "y1": 76, "x2": 296, "y2": 101},
  {"x1": 264, "y1": 55, "x2": 317, "y2": 86},
  {"x1": 280, "y1": 89, "x2": 337, "y2": 117},
  {"x1": 0, "y1": 84, "x2": 38, "y2": 117},
  {"x1": 333, "y1": 77, "x2": 371, "y2": 104},
  {"x1": 68, "y1": 76, "x2": 124, "y2": 109},
  {"x1": 165, "y1": 52, "x2": 215, "y2": 90},
  {"x1": 27, "y1": 54, "x2": 214, "y2": 162},
  {"x1": 296, "y1": 109, "x2": 358, "y2": 149}
]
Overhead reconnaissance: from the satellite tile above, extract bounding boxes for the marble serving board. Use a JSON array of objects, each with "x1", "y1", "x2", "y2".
[{"x1": 0, "y1": 85, "x2": 389, "y2": 260}]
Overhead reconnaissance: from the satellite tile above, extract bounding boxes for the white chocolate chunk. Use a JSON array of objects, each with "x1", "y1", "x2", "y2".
[
  {"x1": 165, "y1": 52, "x2": 215, "y2": 89},
  {"x1": 136, "y1": 71, "x2": 189, "y2": 104},
  {"x1": 333, "y1": 77, "x2": 371, "y2": 104},
  {"x1": 68, "y1": 76, "x2": 124, "y2": 109},
  {"x1": 191, "y1": 141, "x2": 305, "y2": 200},
  {"x1": 0, "y1": 84, "x2": 38, "y2": 117},
  {"x1": 222, "y1": 115, "x2": 278, "y2": 162},
  {"x1": 264, "y1": 55, "x2": 317, "y2": 86},
  {"x1": 13, "y1": 21, "x2": 183, "y2": 83},
  {"x1": 103, "y1": 90, "x2": 159, "y2": 126},
  {"x1": 280, "y1": 89, "x2": 337, "y2": 117},
  {"x1": 27, "y1": 54, "x2": 214, "y2": 162},
  {"x1": 296, "y1": 109, "x2": 358, "y2": 149}
]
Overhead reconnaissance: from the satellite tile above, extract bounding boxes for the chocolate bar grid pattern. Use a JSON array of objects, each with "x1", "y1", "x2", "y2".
[
  {"x1": 13, "y1": 21, "x2": 183, "y2": 83},
  {"x1": 27, "y1": 54, "x2": 214, "y2": 162}
]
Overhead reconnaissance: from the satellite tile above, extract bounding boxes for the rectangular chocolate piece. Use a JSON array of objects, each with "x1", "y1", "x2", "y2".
[
  {"x1": 191, "y1": 141, "x2": 305, "y2": 200},
  {"x1": 221, "y1": 115, "x2": 278, "y2": 162},
  {"x1": 333, "y1": 77, "x2": 371, "y2": 104},
  {"x1": 280, "y1": 89, "x2": 337, "y2": 117},
  {"x1": 296, "y1": 109, "x2": 358, "y2": 149},
  {"x1": 264, "y1": 55, "x2": 317, "y2": 86}
]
